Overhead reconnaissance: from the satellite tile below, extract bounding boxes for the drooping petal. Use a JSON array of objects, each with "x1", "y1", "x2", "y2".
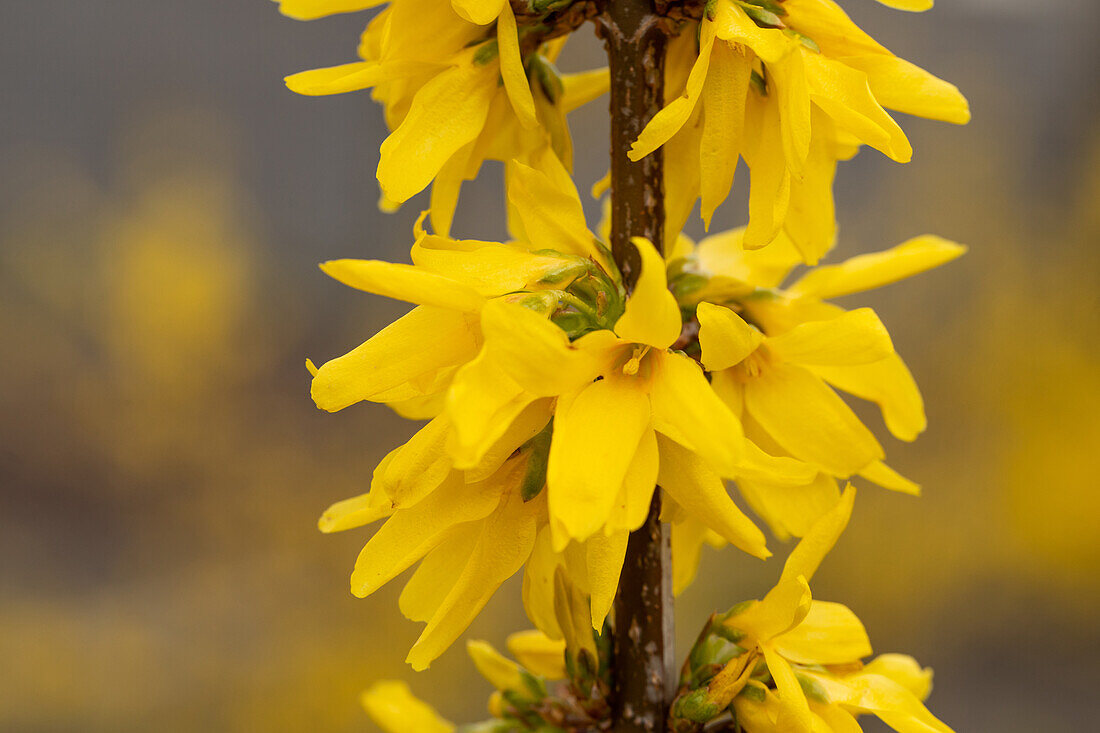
[
  {"x1": 697, "y1": 302, "x2": 765, "y2": 372},
  {"x1": 787, "y1": 236, "x2": 967, "y2": 299},
  {"x1": 743, "y1": 94, "x2": 792, "y2": 249},
  {"x1": 561, "y1": 68, "x2": 611, "y2": 113},
  {"x1": 737, "y1": 472, "x2": 840, "y2": 541},
  {"x1": 765, "y1": 308, "x2": 894, "y2": 367},
  {"x1": 780, "y1": 484, "x2": 855, "y2": 586},
  {"x1": 859, "y1": 460, "x2": 920, "y2": 496},
  {"x1": 506, "y1": 630, "x2": 567, "y2": 680},
  {"x1": 446, "y1": 350, "x2": 537, "y2": 468},
  {"x1": 768, "y1": 48, "x2": 812, "y2": 176},
  {"x1": 318, "y1": 481, "x2": 395, "y2": 533},
  {"x1": 399, "y1": 523, "x2": 481, "y2": 622},
  {"x1": 506, "y1": 159, "x2": 602, "y2": 262},
  {"x1": 406, "y1": 484, "x2": 539, "y2": 670},
  {"x1": 805, "y1": 670, "x2": 954, "y2": 733},
  {"x1": 608, "y1": 425, "x2": 659, "y2": 533},
  {"x1": 730, "y1": 575, "x2": 812, "y2": 643},
  {"x1": 467, "y1": 639, "x2": 525, "y2": 691},
  {"x1": 671, "y1": 517, "x2": 726, "y2": 595},
  {"x1": 876, "y1": 0, "x2": 933, "y2": 12},
  {"x1": 284, "y1": 59, "x2": 439, "y2": 95},
  {"x1": 377, "y1": 58, "x2": 498, "y2": 203},
  {"x1": 844, "y1": 55, "x2": 968, "y2": 124},
  {"x1": 319, "y1": 259, "x2": 486, "y2": 311},
  {"x1": 743, "y1": 363, "x2": 883, "y2": 476},
  {"x1": 360, "y1": 681, "x2": 454, "y2": 733},
  {"x1": 650, "y1": 351, "x2": 745, "y2": 476},
  {"x1": 713, "y1": 0, "x2": 797, "y2": 64},
  {"x1": 784, "y1": 112, "x2": 840, "y2": 265},
  {"x1": 547, "y1": 376, "x2": 651, "y2": 542},
  {"x1": 700, "y1": 41, "x2": 751, "y2": 228},
  {"x1": 772, "y1": 600, "x2": 872, "y2": 665},
  {"x1": 586, "y1": 530, "x2": 628, "y2": 630},
  {"x1": 464, "y1": 398, "x2": 553, "y2": 482},
  {"x1": 375, "y1": 415, "x2": 453, "y2": 508},
  {"x1": 411, "y1": 235, "x2": 578, "y2": 295},
  {"x1": 349, "y1": 470, "x2": 504, "y2": 598},
  {"x1": 629, "y1": 20, "x2": 717, "y2": 161},
  {"x1": 657, "y1": 436, "x2": 769, "y2": 559},
  {"x1": 863, "y1": 654, "x2": 934, "y2": 700},
  {"x1": 312, "y1": 306, "x2": 479, "y2": 411},
  {"x1": 496, "y1": 3, "x2": 538, "y2": 128},
  {"x1": 614, "y1": 237, "x2": 683, "y2": 349},
  {"x1": 522, "y1": 527, "x2": 566, "y2": 639},
  {"x1": 696, "y1": 226, "x2": 804, "y2": 288},
  {"x1": 809, "y1": 354, "x2": 925, "y2": 442},
  {"x1": 763, "y1": 645, "x2": 814, "y2": 733}
]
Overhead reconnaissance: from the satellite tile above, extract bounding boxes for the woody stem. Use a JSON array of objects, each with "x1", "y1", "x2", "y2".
[{"x1": 598, "y1": 0, "x2": 673, "y2": 730}]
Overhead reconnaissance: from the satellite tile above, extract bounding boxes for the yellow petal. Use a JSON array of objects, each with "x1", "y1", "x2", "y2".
[
  {"x1": 497, "y1": 3, "x2": 538, "y2": 128},
  {"x1": 411, "y1": 234, "x2": 578, "y2": 295},
  {"x1": 844, "y1": 54, "x2": 968, "y2": 124},
  {"x1": 788, "y1": 235, "x2": 967, "y2": 300},
  {"x1": 349, "y1": 471, "x2": 503, "y2": 598},
  {"x1": 561, "y1": 68, "x2": 611, "y2": 113},
  {"x1": 522, "y1": 527, "x2": 565, "y2": 639},
  {"x1": 464, "y1": 398, "x2": 553, "y2": 482},
  {"x1": 763, "y1": 645, "x2": 814, "y2": 733},
  {"x1": 713, "y1": 1, "x2": 796, "y2": 64},
  {"x1": 697, "y1": 302, "x2": 764, "y2": 371},
  {"x1": 375, "y1": 415, "x2": 453, "y2": 508},
  {"x1": 479, "y1": 299, "x2": 608, "y2": 396},
  {"x1": 743, "y1": 363, "x2": 883, "y2": 476},
  {"x1": 317, "y1": 483, "x2": 395, "y2": 533},
  {"x1": 284, "y1": 59, "x2": 437, "y2": 95},
  {"x1": 650, "y1": 350, "x2": 744, "y2": 476},
  {"x1": 769, "y1": 48, "x2": 812, "y2": 176},
  {"x1": 506, "y1": 157, "x2": 600, "y2": 257},
  {"x1": 506, "y1": 630, "x2": 567, "y2": 680},
  {"x1": 696, "y1": 226, "x2": 804, "y2": 288},
  {"x1": 429, "y1": 142, "x2": 475, "y2": 237},
  {"x1": 772, "y1": 600, "x2": 872, "y2": 665},
  {"x1": 802, "y1": 53, "x2": 911, "y2": 163},
  {"x1": 700, "y1": 41, "x2": 751, "y2": 228},
  {"x1": 781, "y1": 484, "x2": 855, "y2": 586},
  {"x1": 446, "y1": 350, "x2": 537, "y2": 468},
  {"x1": 547, "y1": 377, "x2": 651, "y2": 542},
  {"x1": 360, "y1": 681, "x2": 454, "y2": 733},
  {"x1": 743, "y1": 95, "x2": 792, "y2": 249},
  {"x1": 608, "y1": 425, "x2": 659, "y2": 533},
  {"x1": 614, "y1": 238, "x2": 682, "y2": 348},
  {"x1": 657, "y1": 435, "x2": 769, "y2": 559},
  {"x1": 863, "y1": 654, "x2": 934, "y2": 701},
  {"x1": 406, "y1": 484, "x2": 539, "y2": 670},
  {"x1": 377, "y1": 58, "x2": 497, "y2": 203},
  {"x1": 671, "y1": 517, "x2": 725, "y2": 595},
  {"x1": 809, "y1": 353, "x2": 925, "y2": 441},
  {"x1": 737, "y1": 472, "x2": 840, "y2": 541},
  {"x1": 399, "y1": 523, "x2": 481, "y2": 622},
  {"x1": 629, "y1": 20, "x2": 716, "y2": 161},
  {"x1": 586, "y1": 530, "x2": 628, "y2": 630},
  {"x1": 859, "y1": 460, "x2": 920, "y2": 496},
  {"x1": 451, "y1": 0, "x2": 505, "y2": 25},
  {"x1": 312, "y1": 306, "x2": 479, "y2": 411},
  {"x1": 730, "y1": 574, "x2": 812, "y2": 643},
  {"x1": 737, "y1": 439, "x2": 819, "y2": 486},
  {"x1": 766, "y1": 308, "x2": 894, "y2": 366},
  {"x1": 805, "y1": 670, "x2": 954, "y2": 733},
  {"x1": 467, "y1": 639, "x2": 524, "y2": 691},
  {"x1": 784, "y1": 110, "x2": 839, "y2": 265},
  {"x1": 319, "y1": 259, "x2": 485, "y2": 311}
]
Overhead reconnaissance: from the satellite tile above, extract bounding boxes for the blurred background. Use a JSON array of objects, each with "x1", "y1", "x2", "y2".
[{"x1": 1, "y1": 0, "x2": 1097, "y2": 730}]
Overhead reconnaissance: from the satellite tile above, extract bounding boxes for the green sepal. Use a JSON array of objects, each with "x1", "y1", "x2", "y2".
[{"x1": 671, "y1": 688, "x2": 722, "y2": 724}]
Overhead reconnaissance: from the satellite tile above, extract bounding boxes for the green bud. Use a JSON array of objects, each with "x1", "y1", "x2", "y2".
[
  {"x1": 670, "y1": 273, "x2": 709, "y2": 300},
  {"x1": 520, "y1": 425, "x2": 552, "y2": 501},
  {"x1": 672, "y1": 688, "x2": 722, "y2": 724},
  {"x1": 520, "y1": 670, "x2": 548, "y2": 700},
  {"x1": 796, "y1": 673, "x2": 831, "y2": 704},
  {"x1": 712, "y1": 624, "x2": 745, "y2": 645},
  {"x1": 785, "y1": 29, "x2": 821, "y2": 54},
  {"x1": 528, "y1": 54, "x2": 565, "y2": 104},
  {"x1": 750, "y1": 69, "x2": 768, "y2": 96},
  {"x1": 739, "y1": 2, "x2": 785, "y2": 29},
  {"x1": 738, "y1": 684, "x2": 766, "y2": 703}
]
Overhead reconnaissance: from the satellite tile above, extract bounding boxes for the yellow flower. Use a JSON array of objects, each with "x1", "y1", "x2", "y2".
[
  {"x1": 673, "y1": 488, "x2": 952, "y2": 733},
  {"x1": 360, "y1": 680, "x2": 454, "y2": 733},
  {"x1": 280, "y1": 0, "x2": 608, "y2": 234},
  {"x1": 669, "y1": 227, "x2": 964, "y2": 542},
  {"x1": 632, "y1": 0, "x2": 968, "y2": 261}
]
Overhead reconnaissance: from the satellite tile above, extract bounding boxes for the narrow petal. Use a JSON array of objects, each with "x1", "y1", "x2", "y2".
[
  {"x1": 700, "y1": 41, "x2": 751, "y2": 227},
  {"x1": 781, "y1": 484, "x2": 855, "y2": 586},
  {"x1": 614, "y1": 237, "x2": 683, "y2": 349},
  {"x1": 312, "y1": 306, "x2": 479, "y2": 411},
  {"x1": 713, "y1": 1, "x2": 796, "y2": 63},
  {"x1": 876, "y1": 0, "x2": 933, "y2": 11},
  {"x1": 411, "y1": 234, "x2": 578, "y2": 295},
  {"x1": 769, "y1": 48, "x2": 812, "y2": 176},
  {"x1": 788, "y1": 236, "x2": 967, "y2": 300},
  {"x1": 497, "y1": 3, "x2": 538, "y2": 128},
  {"x1": 319, "y1": 259, "x2": 485, "y2": 311},
  {"x1": 506, "y1": 630, "x2": 567, "y2": 680},
  {"x1": 446, "y1": 350, "x2": 537, "y2": 468},
  {"x1": 547, "y1": 377, "x2": 651, "y2": 542},
  {"x1": 743, "y1": 363, "x2": 883, "y2": 476},
  {"x1": 743, "y1": 95, "x2": 792, "y2": 249},
  {"x1": 318, "y1": 483, "x2": 395, "y2": 533},
  {"x1": 399, "y1": 523, "x2": 481, "y2": 622},
  {"x1": 806, "y1": 671, "x2": 954, "y2": 733},
  {"x1": 650, "y1": 351, "x2": 745, "y2": 476},
  {"x1": 772, "y1": 600, "x2": 872, "y2": 665},
  {"x1": 763, "y1": 645, "x2": 814, "y2": 733},
  {"x1": 844, "y1": 55, "x2": 968, "y2": 124},
  {"x1": 784, "y1": 110, "x2": 839, "y2": 265},
  {"x1": 628, "y1": 20, "x2": 716, "y2": 161},
  {"x1": 349, "y1": 470, "x2": 504, "y2": 598},
  {"x1": 285, "y1": 59, "x2": 436, "y2": 95},
  {"x1": 697, "y1": 302, "x2": 764, "y2": 372},
  {"x1": 809, "y1": 354, "x2": 925, "y2": 442},
  {"x1": 696, "y1": 226, "x2": 804, "y2": 288},
  {"x1": 859, "y1": 460, "x2": 920, "y2": 496},
  {"x1": 863, "y1": 654, "x2": 934, "y2": 700},
  {"x1": 671, "y1": 517, "x2": 725, "y2": 595},
  {"x1": 729, "y1": 575, "x2": 812, "y2": 642},
  {"x1": 360, "y1": 681, "x2": 454, "y2": 733},
  {"x1": 406, "y1": 484, "x2": 539, "y2": 670},
  {"x1": 464, "y1": 398, "x2": 553, "y2": 482},
  {"x1": 377, "y1": 59, "x2": 497, "y2": 202},
  {"x1": 506, "y1": 159, "x2": 602, "y2": 262},
  {"x1": 737, "y1": 472, "x2": 840, "y2": 541},
  {"x1": 766, "y1": 308, "x2": 894, "y2": 366},
  {"x1": 562, "y1": 68, "x2": 611, "y2": 114},
  {"x1": 467, "y1": 639, "x2": 524, "y2": 691},
  {"x1": 375, "y1": 415, "x2": 453, "y2": 508},
  {"x1": 657, "y1": 435, "x2": 769, "y2": 559},
  {"x1": 608, "y1": 425, "x2": 659, "y2": 533},
  {"x1": 522, "y1": 527, "x2": 565, "y2": 639},
  {"x1": 586, "y1": 530, "x2": 628, "y2": 630}
]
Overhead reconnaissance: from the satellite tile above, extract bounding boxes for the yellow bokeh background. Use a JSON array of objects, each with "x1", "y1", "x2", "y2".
[{"x1": 1, "y1": 1, "x2": 1096, "y2": 731}]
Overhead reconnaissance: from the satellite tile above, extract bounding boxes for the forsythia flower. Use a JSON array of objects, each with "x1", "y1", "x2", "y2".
[
  {"x1": 634, "y1": 0, "x2": 969, "y2": 261},
  {"x1": 280, "y1": 0, "x2": 607, "y2": 235},
  {"x1": 671, "y1": 487, "x2": 953, "y2": 733},
  {"x1": 669, "y1": 227, "x2": 965, "y2": 544}
]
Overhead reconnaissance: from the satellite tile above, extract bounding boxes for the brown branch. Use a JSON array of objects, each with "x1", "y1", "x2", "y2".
[{"x1": 597, "y1": 1, "x2": 673, "y2": 729}]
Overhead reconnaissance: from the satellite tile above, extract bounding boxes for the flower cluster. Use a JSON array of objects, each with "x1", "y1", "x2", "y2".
[{"x1": 277, "y1": 0, "x2": 969, "y2": 730}]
